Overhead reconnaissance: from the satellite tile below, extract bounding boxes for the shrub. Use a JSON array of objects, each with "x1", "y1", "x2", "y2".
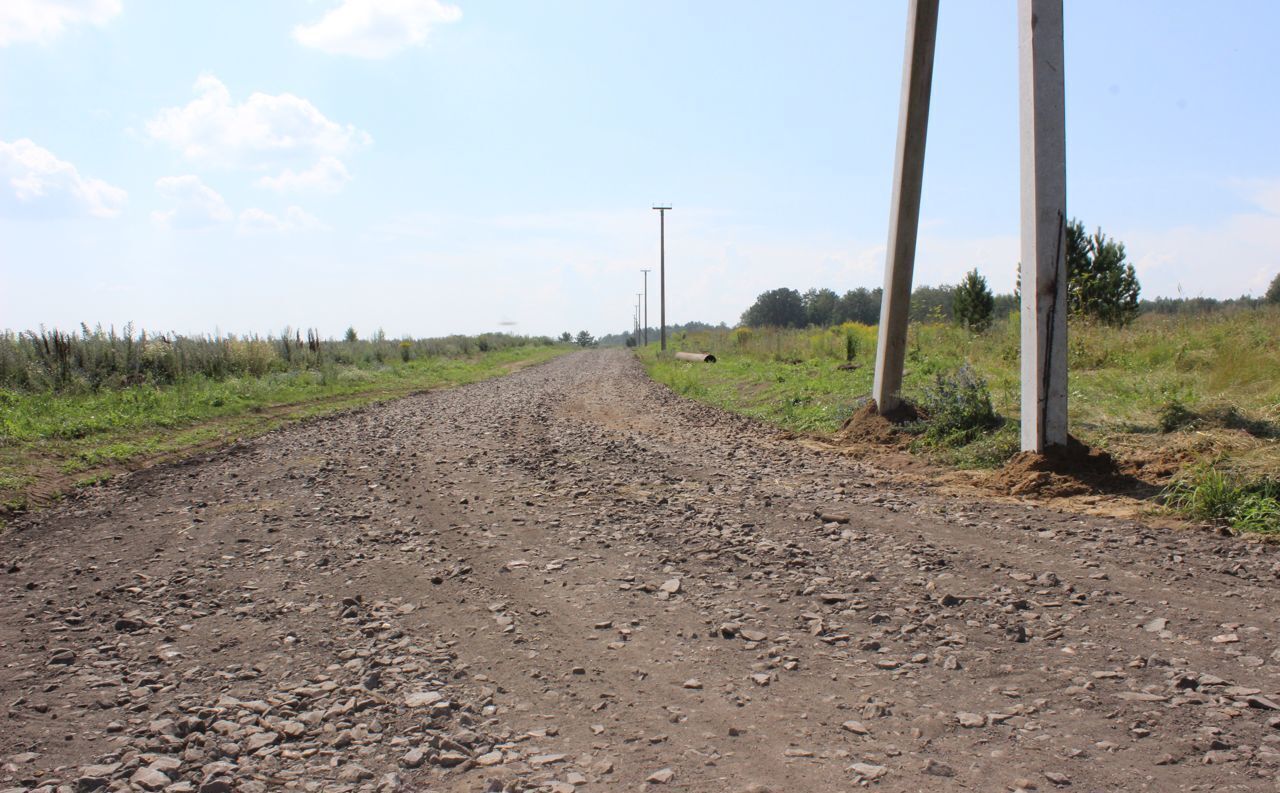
[
  {"x1": 917, "y1": 364, "x2": 1001, "y2": 447},
  {"x1": 1157, "y1": 398, "x2": 1197, "y2": 433}
]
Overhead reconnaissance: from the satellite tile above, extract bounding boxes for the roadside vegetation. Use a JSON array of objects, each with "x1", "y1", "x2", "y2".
[
  {"x1": 641, "y1": 301, "x2": 1280, "y2": 535},
  {"x1": 636, "y1": 225, "x2": 1279, "y2": 534},
  {"x1": 0, "y1": 326, "x2": 567, "y2": 519}
]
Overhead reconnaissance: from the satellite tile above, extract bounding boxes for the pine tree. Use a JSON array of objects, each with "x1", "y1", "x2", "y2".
[
  {"x1": 1066, "y1": 219, "x2": 1141, "y2": 326},
  {"x1": 953, "y1": 269, "x2": 995, "y2": 331},
  {"x1": 1265, "y1": 272, "x2": 1280, "y2": 304}
]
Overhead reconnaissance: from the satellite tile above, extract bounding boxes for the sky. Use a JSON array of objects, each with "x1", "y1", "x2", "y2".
[{"x1": 2, "y1": 0, "x2": 1278, "y2": 339}]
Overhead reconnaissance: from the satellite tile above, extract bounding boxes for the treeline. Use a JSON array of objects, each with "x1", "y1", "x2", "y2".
[
  {"x1": 740, "y1": 285, "x2": 1019, "y2": 328},
  {"x1": 742, "y1": 218, "x2": 1154, "y2": 331},
  {"x1": 1141, "y1": 294, "x2": 1277, "y2": 315},
  {"x1": 0, "y1": 324, "x2": 557, "y2": 393}
]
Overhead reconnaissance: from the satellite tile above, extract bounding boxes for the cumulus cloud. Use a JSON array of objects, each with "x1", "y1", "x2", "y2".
[
  {"x1": 0, "y1": 0, "x2": 120, "y2": 46},
  {"x1": 145, "y1": 74, "x2": 370, "y2": 175},
  {"x1": 293, "y1": 0, "x2": 461, "y2": 58},
  {"x1": 0, "y1": 137, "x2": 126, "y2": 218},
  {"x1": 238, "y1": 205, "x2": 327, "y2": 234},
  {"x1": 151, "y1": 174, "x2": 233, "y2": 229},
  {"x1": 256, "y1": 156, "x2": 351, "y2": 194}
]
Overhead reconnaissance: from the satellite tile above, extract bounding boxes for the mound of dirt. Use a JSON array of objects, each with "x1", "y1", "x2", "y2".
[
  {"x1": 994, "y1": 435, "x2": 1121, "y2": 497},
  {"x1": 833, "y1": 400, "x2": 920, "y2": 447}
]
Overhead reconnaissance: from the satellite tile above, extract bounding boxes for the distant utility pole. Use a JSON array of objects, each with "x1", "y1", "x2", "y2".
[
  {"x1": 640, "y1": 269, "x2": 651, "y2": 347},
  {"x1": 652, "y1": 206, "x2": 671, "y2": 350},
  {"x1": 636, "y1": 292, "x2": 643, "y2": 346}
]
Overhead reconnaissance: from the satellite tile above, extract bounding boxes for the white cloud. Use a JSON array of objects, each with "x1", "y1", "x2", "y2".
[
  {"x1": 1117, "y1": 179, "x2": 1280, "y2": 299},
  {"x1": 0, "y1": 0, "x2": 120, "y2": 46},
  {"x1": 238, "y1": 206, "x2": 327, "y2": 234},
  {"x1": 256, "y1": 156, "x2": 351, "y2": 194},
  {"x1": 145, "y1": 74, "x2": 370, "y2": 173},
  {"x1": 294, "y1": 0, "x2": 461, "y2": 58},
  {"x1": 0, "y1": 137, "x2": 126, "y2": 218},
  {"x1": 151, "y1": 174, "x2": 232, "y2": 229}
]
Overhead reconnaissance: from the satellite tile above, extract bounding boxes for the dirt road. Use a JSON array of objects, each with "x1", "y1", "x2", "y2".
[{"x1": 3, "y1": 350, "x2": 1278, "y2": 792}]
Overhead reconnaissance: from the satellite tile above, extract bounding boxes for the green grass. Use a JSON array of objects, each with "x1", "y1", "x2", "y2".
[
  {"x1": 0, "y1": 349, "x2": 560, "y2": 443},
  {"x1": 0, "y1": 345, "x2": 567, "y2": 520},
  {"x1": 1162, "y1": 465, "x2": 1280, "y2": 534},
  {"x1": 653, "y1": 355, "x2": 869, "y2": 432},
  {"x1": 640, "y1": 308, "x2": 1280, "y2": 532}
]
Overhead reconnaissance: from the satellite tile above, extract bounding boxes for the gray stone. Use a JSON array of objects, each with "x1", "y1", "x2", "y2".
[{"x1": 129, "y1": 768, "x2": 170, "y2": 791}]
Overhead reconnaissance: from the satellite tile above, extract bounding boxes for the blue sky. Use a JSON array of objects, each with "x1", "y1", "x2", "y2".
[{"x1": 2, "y1": 0, "x2": 1278, "y2": 339}]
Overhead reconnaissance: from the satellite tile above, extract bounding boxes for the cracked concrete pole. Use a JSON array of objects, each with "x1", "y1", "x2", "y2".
[
  {"x1": 872, "y1": 0, "x2": 939, "y2": 414},
  {"x1": 1018, "y1": 0, "x2": 1068, "y2": 451}
]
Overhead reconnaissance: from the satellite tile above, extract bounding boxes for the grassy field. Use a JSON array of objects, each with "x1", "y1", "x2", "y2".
[
  {"x1": 640, "y1": 308, "x2": 1280, "y2": 532},
  {"x1": 1, "y1": 341, "x2": 567, "y2": 519}
]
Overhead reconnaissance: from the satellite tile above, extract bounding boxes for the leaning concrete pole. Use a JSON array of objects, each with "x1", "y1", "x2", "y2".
[
  {"x1": 1018, "y1": 0, "x2": 1068, "y2": 451},
  {"x1": 872, "y1": 0, "x2": 939, "y2": 414}
]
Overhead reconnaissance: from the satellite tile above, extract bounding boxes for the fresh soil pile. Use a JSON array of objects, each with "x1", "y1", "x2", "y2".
[
  {"x1": 833, "y1": 400, "x2": 920, "y2": 447},
  {"x1": 994, "y1": 435, "x2": 1122, "y2": 497}
]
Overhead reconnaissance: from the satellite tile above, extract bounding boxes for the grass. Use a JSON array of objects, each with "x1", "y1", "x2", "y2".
[
  {"x1": 0, "y1": 344, "x2": 567, "y2": 521},
  {"x1": 640, "y1": 308, "x2": 1280, "y2": 533},
  {"x1": 1162, "y1": 464, "x2": 1280, "y2": 535}
]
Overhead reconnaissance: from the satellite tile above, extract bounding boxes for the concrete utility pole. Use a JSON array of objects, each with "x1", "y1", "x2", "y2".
[
  {"x1": 1018, "y1": 0, "x2": 1068, "y2": 451},
  {"x1": 653, "y1": 206, "x2": 671, "y2": 351},
  {"x1": 641, "y1": 269, "x2": 651, "y2": 347},
  {"x1": 637, "y1": 293, "x2": 643, "y2": 346},
  {"x1": 869, "y1": 0, "x2": 1068, "y2": 450},
  {"x1": 872, "y1": 0, "x2": 939, "y2": 414}
]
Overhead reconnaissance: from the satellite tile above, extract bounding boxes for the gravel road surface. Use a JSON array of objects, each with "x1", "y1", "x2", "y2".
[{"x1": 3, "y1": 350, "x2": 1278, "y2": 792}]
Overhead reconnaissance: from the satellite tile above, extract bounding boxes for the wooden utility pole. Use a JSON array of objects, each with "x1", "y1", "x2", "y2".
[
  {"x1": 1018, "y1": 0, "x2": 1068, "y2": 451},
  {"x1": 653, "y1": 206, "x2": 671, "y2": 351},
  {"x1": 871, "y1": 0, "x2": 938, "y2": 413}
]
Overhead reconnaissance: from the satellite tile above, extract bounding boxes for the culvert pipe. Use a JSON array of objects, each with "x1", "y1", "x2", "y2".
[{"x1": 674, "y1": 352, "x2": 717, "y2": 363}]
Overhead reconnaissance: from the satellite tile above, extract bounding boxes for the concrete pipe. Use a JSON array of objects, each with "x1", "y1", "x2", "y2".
[{"x1": 674, "y1": 351, "x2": 717, "y2": 363}]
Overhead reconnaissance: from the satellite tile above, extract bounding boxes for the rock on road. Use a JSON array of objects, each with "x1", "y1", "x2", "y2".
[{"x1": 2, "y1": 349, "x2": 1278, "y2": 792}]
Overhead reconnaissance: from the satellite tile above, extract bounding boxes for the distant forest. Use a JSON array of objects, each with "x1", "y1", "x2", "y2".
[
  {"x1": 598, "y1": 279, "x2": 1277, "y2": 345},
  {"x1": 736, "y1": 284, "x2": 1274, "y2": 330}
]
